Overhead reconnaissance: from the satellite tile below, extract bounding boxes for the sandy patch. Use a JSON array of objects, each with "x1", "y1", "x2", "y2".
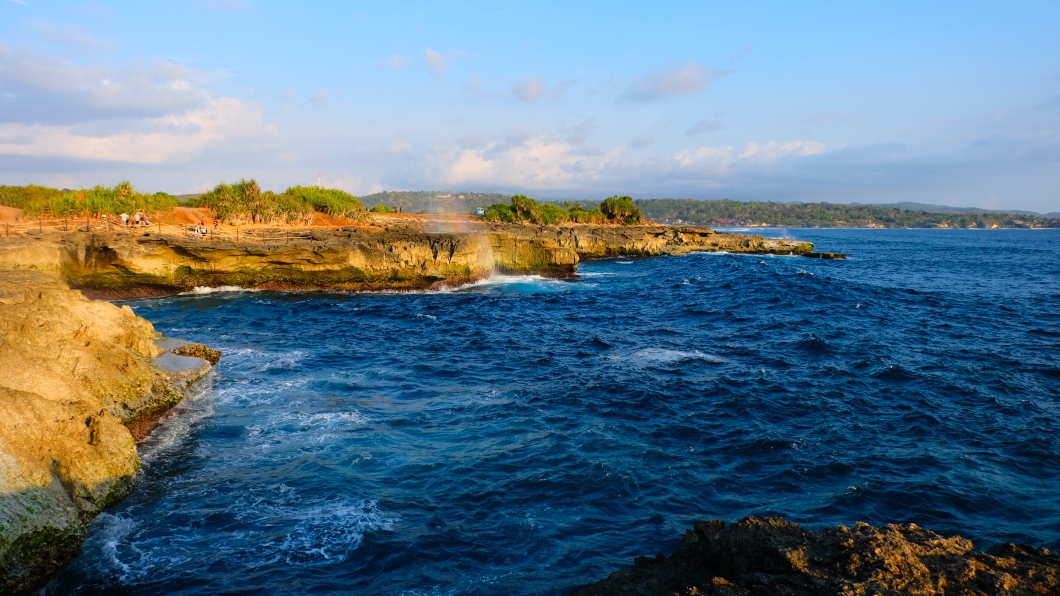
[
  {"x1": 0, "y1": 206, "x2": 23, "y2": 223},
  {"x1": 157, "y1": 207, "x2": 215, "y2": 225}
]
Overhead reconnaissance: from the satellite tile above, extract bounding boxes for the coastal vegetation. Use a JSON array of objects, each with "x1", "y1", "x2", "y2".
[
  {"x1": 483, "y1": 195, "x2": 642, "y2": 225},
  {"x1": 370, "y1": 204, "x2": 396, "y2": 213},
  {"x1": 634, "y1": 198, "x2": 1060, "y2": 228},
  {"x1": 188, "y1": 180, "x2": 364, "y2": 225},
  {"x1": 0, "y1": 183, "x2": 179, "y2": 218}
]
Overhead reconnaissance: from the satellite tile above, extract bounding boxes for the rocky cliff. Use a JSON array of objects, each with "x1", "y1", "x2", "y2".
[
  {"x1": 575, "y1": 516, "x2": 1059, "y2": 595},
  {"x1": 0, "y1": 222, "x2": 814, "y2": 298},
  {"x1": 0, "y1": 271, "x2": 215, "y2": 593}
]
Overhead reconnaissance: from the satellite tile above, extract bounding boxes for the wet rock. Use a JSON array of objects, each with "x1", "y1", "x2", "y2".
[
  {"x1": 171, "y1": 343, "x2": 222, "y2": 365},
  {"x1": 574, "y1": 516, "x2": 1060, "y2": 596}
]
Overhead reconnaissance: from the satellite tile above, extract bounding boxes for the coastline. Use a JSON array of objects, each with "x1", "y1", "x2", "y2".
[
  {"x1": 0, "y1": 271, "x2": 219, "y2": 593},
  {"x1": 0, "y1": 220, "x2": 819, "y2": 299}
]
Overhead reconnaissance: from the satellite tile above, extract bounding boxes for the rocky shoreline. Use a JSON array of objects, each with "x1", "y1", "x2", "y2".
[
  {"x1": 0, "y1": 221, "x2": 816, "y2": 299},
  {"x1": 575, "y1": 516, "x2": 1059, "y2": 595},
  {"x1": 0, "y1": 271, "x2": 218, "y2": 593}
]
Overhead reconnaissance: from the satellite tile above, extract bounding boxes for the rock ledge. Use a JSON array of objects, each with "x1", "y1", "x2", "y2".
[{"x1": 575, "y1": 516, "x2": 1059, "y2": 595}]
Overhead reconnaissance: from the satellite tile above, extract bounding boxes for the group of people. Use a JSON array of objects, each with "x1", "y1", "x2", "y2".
[
  {"x1": 193, "y1": 218, "x2": 219, "y2": 238},
  {"x1": 118, "y1": 211, "x2": 151, "y2": 227}
]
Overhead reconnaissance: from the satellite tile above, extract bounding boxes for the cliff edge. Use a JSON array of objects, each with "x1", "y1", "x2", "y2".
[
  {"x1": 575, "y1": 516, "x2": 1059, "y2": 595},
  {"x1": 0, "y1": 221, "x2": 815, "y2": 299},
  {"x1": 0, "y1": 271, "x2": 215, "y2": 593}
]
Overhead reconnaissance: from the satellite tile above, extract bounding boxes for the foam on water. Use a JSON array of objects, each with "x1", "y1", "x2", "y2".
[{"x1": 183, "y1": 285, "x2": 261, "y2": 295}]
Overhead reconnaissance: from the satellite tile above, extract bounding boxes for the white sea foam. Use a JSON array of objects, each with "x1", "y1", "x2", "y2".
[
  {"x1": 617, "y1": 260, "x2": 634, "y2": 264},
  {"x1": 622, "y1": 348, "x2": 726, "y2": 364},
  {"x1": 138, "y1": 372, "x2": 216, "y2": 464},
  {"x1": 415, "y1": 313, "x2": 438, "y2": 320},
  {"x1": 71, "y1": 495, "x2": 395, "y2": 584},
  {"x1": 182, "y1": 285, "x2": 261, "y2": 295}
]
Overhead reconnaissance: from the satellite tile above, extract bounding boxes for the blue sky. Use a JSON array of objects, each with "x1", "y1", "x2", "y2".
[{"x1": 1, "y1": 1, "x2": 1059, "y2": 211}]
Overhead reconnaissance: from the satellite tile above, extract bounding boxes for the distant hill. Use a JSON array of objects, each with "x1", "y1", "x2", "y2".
[
  {"x1": 358, "y1": 191, "x2": 510, "y2": 213},
  {"x1": 852, "y1": 201, "x2": 1060, "y2": 218},
  {"x1": 634, "y1": 199, "x2": 1060, "y2": 228}
]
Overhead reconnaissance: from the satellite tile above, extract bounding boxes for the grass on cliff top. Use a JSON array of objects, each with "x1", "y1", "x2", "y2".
[
  {"x1": 187, "y1": 180, "x2": 365, "y2": 225},
  {"x1": 483, "y1": 195, "x2": 644, "y2": 225},
  {"x1": 0, "y1": 183, "x2": 179, "y2": 218}
]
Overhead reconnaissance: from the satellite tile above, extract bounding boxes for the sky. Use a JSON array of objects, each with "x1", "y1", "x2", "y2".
[{"x1": 1, "y1": 1, "x2": 1059, "y2": 212}]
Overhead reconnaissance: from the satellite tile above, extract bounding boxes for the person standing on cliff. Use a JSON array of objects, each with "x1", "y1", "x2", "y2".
[{"x1": 120, "y1": 212, "x2": 129, "y2": 227}]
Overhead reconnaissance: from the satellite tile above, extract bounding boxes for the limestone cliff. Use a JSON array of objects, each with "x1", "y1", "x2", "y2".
[
  {"x1": 0, "y1": 222, "x2": 814, "y2": 298},
  {"x1": 575, "y1": 516, "x2": 1059, "y2": 595},
  {"x1": 0, "y1": 271, "x2": 214, "y2": 593}
]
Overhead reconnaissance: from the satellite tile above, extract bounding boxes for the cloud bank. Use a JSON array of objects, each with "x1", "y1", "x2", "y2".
[{"x1": 0, "y1": 45, "x2": 273, "y2": 164}]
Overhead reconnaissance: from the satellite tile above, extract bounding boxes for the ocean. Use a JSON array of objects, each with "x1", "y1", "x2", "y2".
[{"x1": 48, "y1": 229, "x2": 1060, "y2": 595}]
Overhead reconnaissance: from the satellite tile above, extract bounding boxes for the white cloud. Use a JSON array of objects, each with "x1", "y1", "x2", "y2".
[
  {"x1": 512, "y1": 77, "x2": 544, "y2": 103},
  {"x1": 511, "y1": 77, "x2": 577, "y2": 103},
  {"x1": 686, "y1": 119, "x2": 724, "y2": 135},
  {"x1": 400, "y1": 131, "x2": 829, "y2": 195},
  {"x1": 0, "y1": 44, "x2": 228, "y2": 123},
  {"x1": 310, "y1": 89, "x2": 333, "y2": 107},
  {"x1": 424, "y1": 48, "x2": 447, "y2": 81},
  {"x1": 0, "y1": 96, "x2": 271, "y2": 163},
  {"x1": 0, "y1": 46, "x2": 274, "y2": 164},
  {"x1": 26, "y1": 20, "x2": 112, "y2": 49},
  {"x1": 388, "y1": 138, "x2": 413, "y2": 154},
  {"x1": 375, "y1": 54, "x2": 410, "y2": 70},
  {"x1": 624, "y1": 61, "x2": 726, "y2": 102}
]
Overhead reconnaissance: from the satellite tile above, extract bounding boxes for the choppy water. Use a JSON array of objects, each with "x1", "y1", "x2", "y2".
[{"x1": 50, "y1": 229, "x2": 1060, "y2": 595}]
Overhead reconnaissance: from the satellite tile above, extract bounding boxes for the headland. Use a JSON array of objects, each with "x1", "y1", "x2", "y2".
[{"x1": 0, "y1": 215, "x2": 823, "y2": 299}]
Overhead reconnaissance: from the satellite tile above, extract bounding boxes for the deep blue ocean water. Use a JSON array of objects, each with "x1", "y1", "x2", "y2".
[{"x1": 48, "y1": 229, "x2": 1060, "y2": 595}]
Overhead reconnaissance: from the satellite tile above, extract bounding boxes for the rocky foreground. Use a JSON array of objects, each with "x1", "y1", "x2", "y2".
[
  {"x1": 0, "y1": 271, "x2": 218, "y2": 593},
  {"x1": 575, "y1": 516, "x2": 1059, "y2": 596},
  {"x1": 0, "y1": 220, "x2": 818, "y2": 298}
]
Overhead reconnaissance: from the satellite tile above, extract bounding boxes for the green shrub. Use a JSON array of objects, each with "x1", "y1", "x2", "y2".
[
  {"x1": 190, "y1": 180, "x2": 364, "y2": 225},
  {"x1": 370, "y1": 204, "x2": 395, "y2": 213},
  {"x1": 483, "y1": 203, "x2": 518, "y2": 222},
  {"x1": 535, "y1": 203, "x2": 571, "y2": 225},
  {"x1": 0, "y1": 182, "x2": 179, "y2": 218},
  {"x1": 483, "y1": 194, "x2": 641, "y2": 225},
  {"x1": 600, "y1": 195, "x2": 643, "y2": 224},
  {"x1": 568, "y1": 206, "x2": 605, "y2": 224},
  {"x1": 285, "y1": 186, "x2": 364, "y2": 219}
]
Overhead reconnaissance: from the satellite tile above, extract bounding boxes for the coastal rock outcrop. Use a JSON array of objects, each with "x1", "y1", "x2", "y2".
[
  {"x1": 0, "y1": 271, "x2": 215, "y2": 593},
  {"x1": 0, "y1": 221, "x2": 814, "y2": 298},
  {"x1": 575, "y1": 516, "x2": 1059, "y2": 595}
]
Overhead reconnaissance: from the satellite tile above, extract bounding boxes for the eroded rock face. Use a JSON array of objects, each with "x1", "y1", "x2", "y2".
[
  {"x1": 575, "y1": 516, "x2": 1059, "y2": 595},
  {"x1": 0, "y1": 222, "x2": 813, "y2": 298},
  {"x1": 0, "y1": 271, "x2": 213, "y2": 593}
]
